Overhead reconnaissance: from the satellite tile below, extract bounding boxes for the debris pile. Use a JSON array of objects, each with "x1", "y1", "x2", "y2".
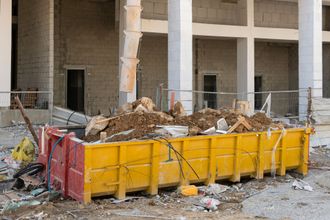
[{"x1": 84, "y1": 97, "x2": 287, "y2": 143}]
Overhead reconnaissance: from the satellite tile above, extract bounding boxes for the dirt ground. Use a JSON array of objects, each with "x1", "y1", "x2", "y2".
[{"x1": 2, "y1": 152, "x2": 328, "y2": 220}]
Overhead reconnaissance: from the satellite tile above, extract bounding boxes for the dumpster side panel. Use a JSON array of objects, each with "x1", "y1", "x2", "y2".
[
  {"x1": 82, "y1": 128, "x2": 310, "y2": 202},
  {"x1": 66, "y1": 138, "x2": 85, "y2": 202},
  {"x1": 40, "y1": 128, "x2": 310, "y2": 203}
]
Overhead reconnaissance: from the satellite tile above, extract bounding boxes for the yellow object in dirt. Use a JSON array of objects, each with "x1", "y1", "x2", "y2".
[
  {"x1": 11, "y1": 137, "x2": 35, "y2": 164},
  {"x1": 179, "y1": 185, "x2": 198, "y2": 196}
]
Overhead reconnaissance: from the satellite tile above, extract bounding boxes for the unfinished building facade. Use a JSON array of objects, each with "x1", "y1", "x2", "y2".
[{"x1": 1, "y1": 0, "x2": 330, "y2": 118}]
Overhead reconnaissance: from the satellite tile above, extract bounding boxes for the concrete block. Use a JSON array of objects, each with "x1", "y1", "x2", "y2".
[
  {"x1": 197, "y1": 7, "x2": 207, "y2": 18},
  {"x1": 154, "y1": 2, "x2": 166, "y2": 14}
]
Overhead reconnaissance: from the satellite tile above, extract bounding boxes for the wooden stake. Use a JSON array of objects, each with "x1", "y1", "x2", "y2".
[{"x1": 15, "y1": 96, "x2": 39, "y2": 145}]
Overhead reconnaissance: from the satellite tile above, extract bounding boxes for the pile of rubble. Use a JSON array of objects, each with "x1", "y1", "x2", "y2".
[{"x1": 84, "y1": 97, "x2": 288, "y2": 143}]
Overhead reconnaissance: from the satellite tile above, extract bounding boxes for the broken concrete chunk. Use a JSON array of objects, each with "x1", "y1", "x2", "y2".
[
  {"x1": 172, "y1": 101, "x2": 186, "y2": 117},
  {"x1": 134, "y1": 104, "x2": 150, "y2": 113},
  {"x1": 85, "y1": 116, "x2": 109, "y2": 136},
  {"x1": 189, "y1": 126, "x2": 201, "y2": 136},
  {"x1": 132, "y1": 97, "x2": 155, "y2": 112}
]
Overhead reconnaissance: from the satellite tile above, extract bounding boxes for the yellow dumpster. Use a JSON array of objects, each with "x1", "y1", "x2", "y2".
[{"x1": 40, "y1": 127, "x2": 311, "y2": 203}]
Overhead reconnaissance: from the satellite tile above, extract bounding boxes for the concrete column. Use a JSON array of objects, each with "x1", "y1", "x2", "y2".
[
  {"x1": 246, "y1": 0, "x2": 254, "y2": 27},
  {"x1": 118, "y1": 0, "x2": 138, "y2": 106},
  {"x1": 168, "y1": 0, "x2": 193, "y2": 113},
  {"x1": 299, "y1": 0, "x2": 323, "y2": 118},
  {"x1": 0, "y1": 0, "x2": 12, "y2": 108},
  {"x1": 237, "y1": 38, "x2": 255, "y2": 114}
]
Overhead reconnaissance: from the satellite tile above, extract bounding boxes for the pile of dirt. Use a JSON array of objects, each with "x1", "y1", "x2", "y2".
[{"x1": 83, "y1": 104, "x2": 282, "y2": 143}]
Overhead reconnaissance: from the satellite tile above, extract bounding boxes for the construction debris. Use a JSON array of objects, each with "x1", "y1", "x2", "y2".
[
  {"x1": 83, "y1": 97, "x2": 287, "y2": 142},
  {"x1": 85, "y1": 115, "x2": 109, "y2": 136},
  {"x1": 11, "y1": 137, "x2": 35, "y2": 165},
  {"x1": 199, "y1": 197, "x2": 220, "y2": 211},
  {"x1": 172, "y1": 101, "x2": 187, "y2": 118},
  {"x1": 178, "y1": 185, "x2": 198, "y2": 197},
  {"x1": 132, "y1": 97, "x2": 156, "y2": 112},
  {"x1": 292, "y1": 179, "x2": 313, "y2": 192}
]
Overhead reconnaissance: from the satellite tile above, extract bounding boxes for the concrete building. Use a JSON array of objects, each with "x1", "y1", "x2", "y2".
[{"x1": 0, "y1": 0, "x2": 330, "y2": 119}]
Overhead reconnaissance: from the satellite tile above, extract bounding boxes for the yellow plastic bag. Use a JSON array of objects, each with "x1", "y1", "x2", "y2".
[{"x1": 11, "y1": 137, "x2": 35, "y2": 164}]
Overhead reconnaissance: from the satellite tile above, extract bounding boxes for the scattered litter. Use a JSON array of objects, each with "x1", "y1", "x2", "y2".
[
  {"x1": 292, "y1": 179, "x2": 313, "y2": 192},
  {"x1": 199, "y1": 183, "x2": 229, "y2": 196},
  {"x1": 1, "y1": 200, "x2": 41, "y2": 213},
  {"x1": 178, "y1": 185, "x2": 198, "y2": 197},
  {"x1": 107, "y1": 196, "x2": 142, "y2": 204},
  {"x1": 30, "y1": 188, "x2": 46, "y2": 197},
  {"x1": 199, "y1": 197, "x2": 220, "y2": 211},
  {"x1": 11, "y1": 137, "x2": 35, "y2": 164}
]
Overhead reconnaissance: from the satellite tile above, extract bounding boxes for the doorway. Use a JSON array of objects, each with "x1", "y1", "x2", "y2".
[
  {"x1": 255, "y1": 76, "x2": 262, "y2": 110},
  {"x1": 203, "y1": 74, "x2": 217, "y2": 109},
  {"x1": 66, "y1": 69, "x2": 85, "y2": 112}
]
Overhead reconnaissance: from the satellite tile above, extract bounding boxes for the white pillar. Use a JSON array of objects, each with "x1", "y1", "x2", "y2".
[
  {"x1": 236, "y1": 0, "x2": 254, "y2": 115},
  {"x1": 168, "y1": 0, "x2": 193, "y2": 113},
  {"x1": 299, "y1": 0, "x2": 323, "y2": 118},
  {"x1": 118, "y1": 0, "x2": 139, "y2": 106},
  {"x1": 237, "y1": 38, "x2": 255, "y2": 114},
  {"x1": 0, "y1": 0, "x2": 12, "y2": 108}
]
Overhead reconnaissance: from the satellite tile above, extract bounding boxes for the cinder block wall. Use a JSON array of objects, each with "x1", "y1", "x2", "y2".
[
  {"x1": 139, "y1": 35, "x2": 168, "y2": 101},
  {"x1": 142, "y1": 0, "x2": 246, "y2": 25},
  {"x1": 17, "y1": 0, "x2": 52, "y2": 91},
  {"x1": 54, "y1": 0, "x2": 119, "y2": 115},
  {"x1": 254, "y1": 0, "x2": 298, "y2": 29},
  {"x1": 195, "y1": 39, "x2": 237, "y2": 109},
  {"x1": 255, "y1": 42, "x2": 294, "y2": 115}
]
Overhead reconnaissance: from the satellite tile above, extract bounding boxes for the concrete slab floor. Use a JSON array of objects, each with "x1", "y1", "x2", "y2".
[
  {"x1": 0, "y1": 124, "x2": 37, "y2": 149},
  {"x1": 242, "y1": 164, "x2": 330, "y2": 220}
]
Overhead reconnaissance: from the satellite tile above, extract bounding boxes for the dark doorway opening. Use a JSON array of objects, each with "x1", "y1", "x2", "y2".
[
  {"x1": 67, "y1": 69, "x2": 85, "y2": 112},
  {"x1": 255, "y1": 76, "x2": 262, "y2": 110},
  {"x1": 203, "y1": 75, "x2": 217, "y2": 109}
]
